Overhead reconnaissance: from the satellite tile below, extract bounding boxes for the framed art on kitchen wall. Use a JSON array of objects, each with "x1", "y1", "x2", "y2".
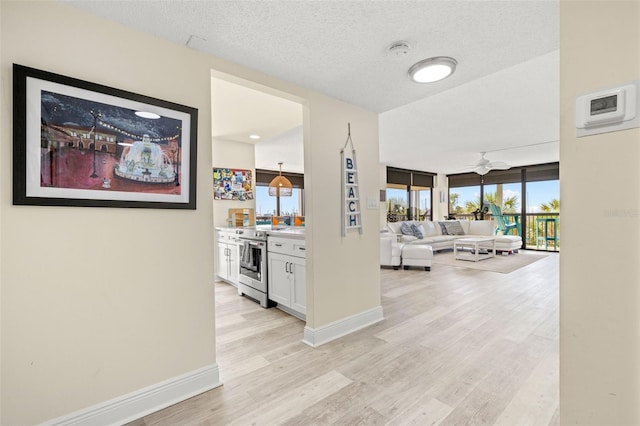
[{"x1": 213, "y1": 168, "x2": 254, "y2": 201}]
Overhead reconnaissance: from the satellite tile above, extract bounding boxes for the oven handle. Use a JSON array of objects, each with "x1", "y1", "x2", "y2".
[{"x1": 238, "y1": 238, "x2": 265, "y2": 247}]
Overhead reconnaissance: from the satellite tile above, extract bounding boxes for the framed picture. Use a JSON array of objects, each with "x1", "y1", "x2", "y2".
[
  {"x1": 213, "y1": 168, "x2": 253, "y2": 201},
  {"x1": 12, "y1": 64, "x2": 198, "y2": 209}
]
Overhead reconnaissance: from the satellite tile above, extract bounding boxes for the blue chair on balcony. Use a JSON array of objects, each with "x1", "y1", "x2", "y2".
[{"x1": 489, "y1": 204, "x2": 520, "y2": 236}]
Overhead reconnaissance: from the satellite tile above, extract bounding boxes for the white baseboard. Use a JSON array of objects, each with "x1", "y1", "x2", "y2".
[
  {"x1": 302, "y1": 306, "x2": 384, "y2": 347},
  {"x1": 43, "y1": 363, "x2": 222, "y2": 426}
]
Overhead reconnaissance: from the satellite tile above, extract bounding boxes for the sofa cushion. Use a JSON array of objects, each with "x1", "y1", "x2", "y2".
[
  {"x1": 422, "y1": 221, "x2": 438, "y2": 236},
  {"x1": 442, "y1": 221, "x2": 466, "y2": 235},
  {"x1": 387, "y1": 222, "x2": 403, "y2": 234},
  {"x1": 468, "y1": 220, "x2": 494, "y2": 236},
  {"x1": 399, "y1": 235, "x2": 418, "y2": 243}
]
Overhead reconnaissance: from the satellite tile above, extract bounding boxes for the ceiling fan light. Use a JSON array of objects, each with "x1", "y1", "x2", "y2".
[
  {"x1": 408, "y1": 56, "x2": 457, "y2": 83},
  {"x1": 475, "y1": 166, "x2": 490, "y2": 176}
]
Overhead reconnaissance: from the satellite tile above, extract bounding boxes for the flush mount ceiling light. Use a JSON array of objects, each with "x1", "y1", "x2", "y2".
[
  {"x1": 134, "y1": 111, "x2": 161, "y2": 119},
  {"x1": 249, "y1": 134, "x2": 261, "y2": 140},
  {"x1": 408, "y1": 56, "x2": 457, "y2": 83}
]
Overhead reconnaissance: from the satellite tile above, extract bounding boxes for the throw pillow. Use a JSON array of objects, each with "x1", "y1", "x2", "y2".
[
  {"x1": 444, "y1": 221, "x2": 465, "y2": 235},
  {"x1": 411, "y1": 223, "x2": 425, "y2": 239},
  {"x1": 438, "y1": 222, "x2": 449, "y2": 235},
  {"x1": 400, "y1": 222, "x2": 414, "y2": 235}
]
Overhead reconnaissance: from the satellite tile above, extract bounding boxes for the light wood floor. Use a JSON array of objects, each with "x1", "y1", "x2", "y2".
[{"x1": 130, "y1": 251, "x2": 559, "y2": 425}]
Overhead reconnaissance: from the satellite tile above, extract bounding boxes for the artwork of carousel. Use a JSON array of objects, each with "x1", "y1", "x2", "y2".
[{"x1": 115, "y1": 134, "x2": 177, "y2": 184}]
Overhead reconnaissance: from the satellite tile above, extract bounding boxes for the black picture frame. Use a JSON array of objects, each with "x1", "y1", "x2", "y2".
[{"x1": 13, "y1": 64, "x2": 198, "y2": 209}]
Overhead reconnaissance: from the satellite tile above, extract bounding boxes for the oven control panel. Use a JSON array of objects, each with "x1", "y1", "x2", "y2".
[{"x1": 236, "y1": 229, "x2": 267, "y2": 240}]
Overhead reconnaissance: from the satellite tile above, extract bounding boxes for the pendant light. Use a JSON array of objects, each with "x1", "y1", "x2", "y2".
[{"x1": 268, "y1": 162, "x2": 293, "y2": 197}]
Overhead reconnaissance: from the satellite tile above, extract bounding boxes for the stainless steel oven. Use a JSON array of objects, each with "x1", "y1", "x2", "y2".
[{"x1": 236, "y1": 229, "x2": 270, "y2": 308}]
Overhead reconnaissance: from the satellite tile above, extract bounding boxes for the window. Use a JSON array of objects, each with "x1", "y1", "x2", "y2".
[
  {"x1": 386, "y1": 184, "x2": 408, "y2": 221},
  {"x1": 255, "y1": 186, "x2": 302, "y2": 216},
  {"x1": 448, "y1": 185, "x2": 480, "y2": 216},
  {"x1": 482, "y1": 183, "x2": 521, "y2": 213},
  {"x1": 386, "y1": 167, "x2": 435, "y2": 221},
  {"x1": 255, "y1": 169, "x2": 304, "y2": 218},
  {"x1": 447, "y1": 162, "x2": 559, "y2": 251},
  {"x1": 526, "y1": 180, "x2": 559, "y2": 213},
  {"x1": 411, "y1": 186, "x2": 431, "y2": 220}
]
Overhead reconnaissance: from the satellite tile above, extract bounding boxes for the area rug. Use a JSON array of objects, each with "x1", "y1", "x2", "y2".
[{"x1": 431, "y1": 251, "x2": 549, "y2": 274}]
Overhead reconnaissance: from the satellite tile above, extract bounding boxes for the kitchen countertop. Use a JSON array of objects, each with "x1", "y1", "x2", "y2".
[
  {"x1": 266, "y1": 227, "x2": 305, "y2": 239},
  {"x1": 216, "y1": 225, "x2": 306, "y2": 240}
]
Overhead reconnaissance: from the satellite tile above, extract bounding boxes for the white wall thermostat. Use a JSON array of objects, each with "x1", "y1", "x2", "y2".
[{"x1": 576, "y1": 80, "x2": 640, "y2": 137}]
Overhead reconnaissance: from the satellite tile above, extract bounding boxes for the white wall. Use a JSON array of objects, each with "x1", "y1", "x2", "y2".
[
  {"x1": 211, "y1": 138, "x2": 256, "y2": 229},
  {"x1": 560, "y1": 2, "x2": 640, "y2": 424},
  {"x1": 1, "y1": 2, "x2": 218, "y2": 424},
  {"x1": 304, "y1": 97, "x2": 380, "y2": 327},
  {"x1": 211, "y1": 77, "x2": 258, "y2": 231},
  {"x1": 432, "y1": 173, "x2": 449, "y2": 221},
  {"x1": 0, "y1": 1, "x2": 381, "y2": 423}
]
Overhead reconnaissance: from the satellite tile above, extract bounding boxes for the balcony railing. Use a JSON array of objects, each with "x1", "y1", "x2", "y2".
[
  {"x1": 520, "y1": 213, "x2": 560, "y2": 251},
  {"x1": 476, "y1": 212, "x2": 560, "y2": 252}
]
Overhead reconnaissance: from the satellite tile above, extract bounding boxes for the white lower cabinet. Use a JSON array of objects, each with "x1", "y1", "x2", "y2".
[
  {"x1": 216, "y1": 229, "x2": 239, "y2": 286},
  {"x1": 267, "y1": 236, "x2": 306, "y2": 319},
  {"x1": 289, "y1": 257, "x2": 306, "y2": 315},
  {"x1": 268, "y1": 253, "x2": 293, "y2": 305}
]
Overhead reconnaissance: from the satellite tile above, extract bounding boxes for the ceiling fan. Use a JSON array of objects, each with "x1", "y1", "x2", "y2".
[{"x1": 469, "y1": 152, "x2": 510, "y2": 175}]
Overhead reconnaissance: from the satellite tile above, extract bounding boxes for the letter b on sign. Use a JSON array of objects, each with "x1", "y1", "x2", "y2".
[{"x1": 345, "y1": 157, "x2": 353, "y2": 169}]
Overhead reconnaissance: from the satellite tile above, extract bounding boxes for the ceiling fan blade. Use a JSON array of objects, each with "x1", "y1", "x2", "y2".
[{"x1": 488, "y1": 161, "x2": 510, "y2": 170}]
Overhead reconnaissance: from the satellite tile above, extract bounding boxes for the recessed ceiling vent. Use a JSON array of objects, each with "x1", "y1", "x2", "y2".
[
  {"x1": 186, "y1": 34, "x2": 206, "y2": 48},
  {"x1": 387, "y1": 41, "x2": 411, "y2": 58}
]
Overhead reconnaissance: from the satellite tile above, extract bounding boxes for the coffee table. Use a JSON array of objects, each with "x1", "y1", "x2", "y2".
[{"x1": 454, "y1": 237, "x2": 496, "y2": 262}]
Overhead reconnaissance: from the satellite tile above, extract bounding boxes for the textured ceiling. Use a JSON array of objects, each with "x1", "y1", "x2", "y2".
[
  {"x1": 64, "y1": 0, "x2": 559, "y2": 174},
  {"x1": 64, "y1": 0, "x2": 558, "y2": 113}
]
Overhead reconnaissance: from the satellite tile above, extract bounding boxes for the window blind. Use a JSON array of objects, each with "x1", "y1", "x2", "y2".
[
  {"x1": 256, "y1": 169, "x2": 305, "y2": 188},
  {"x1": 387, "y1": 167, "x2": 435, "y2": 187}
]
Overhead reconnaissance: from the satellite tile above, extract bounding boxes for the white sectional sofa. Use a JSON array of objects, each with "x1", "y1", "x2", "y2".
[
  {"x1": 380, "y1": 234, "x2": 403, "y2": 269},
  {"x1": 386, "y1": 220, "x2": 522, "y2": 253}
]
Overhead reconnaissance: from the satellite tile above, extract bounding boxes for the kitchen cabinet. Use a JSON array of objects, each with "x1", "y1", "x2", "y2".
[
  {"x1": 267, "y1": 236, "x2": 306, "y2": 319},
  {"x1": 216, "y1": 229, "x2": 239, "y2": 286}
]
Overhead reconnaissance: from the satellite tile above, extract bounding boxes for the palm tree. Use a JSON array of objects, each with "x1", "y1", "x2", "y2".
[
  {"x1": 387, "y1": 197, "x2": 407, "y2": 213},
  {"x1": 484, "y1": 192, "x2": 498, "y2": 205},
  {"x1": 465, "y1": 199, "x2": 480, "y2": 213},
  {"x1": 451, "y1": 191, "x2": 520, "y2": 215},
  {"x1": 449, "y1": 193, "x2": 460, "y2": 212},
  {"x1": 481, "y1": 192, "x2": 519, "y2": 213},
  {"x1": 502, "y1": 196, "x2": 519, "y2": 213},
  {"x1": 540, "y1": 198, "x2": 560, "y2": 212}
]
